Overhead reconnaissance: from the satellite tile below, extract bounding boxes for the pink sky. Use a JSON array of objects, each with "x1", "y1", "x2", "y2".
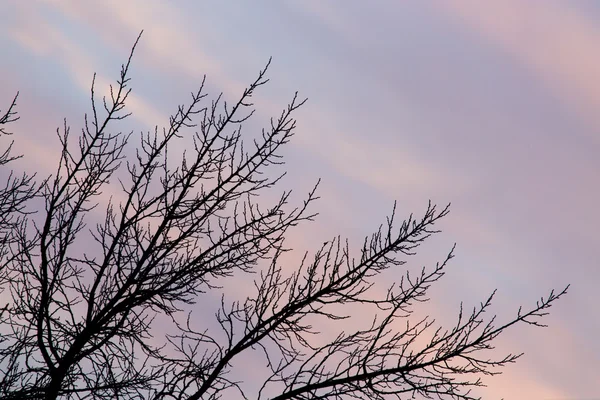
[{"x1": 1, "y1": 1, "x2": 598, "y2": 398}]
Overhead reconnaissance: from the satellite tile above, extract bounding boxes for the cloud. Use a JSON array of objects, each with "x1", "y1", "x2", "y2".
[
  {"x1": 39, "y1": 0, "x2": 249, "y2": 97},
  {"x1": 438, "y1": 0, "x2": 600, "y2": 145},
  {"x1": 6, "y1": 2, "x2": 168, "y2": 130},
  {"x1": 8, "y1": 6, "x2": 94, "y2": 90}
]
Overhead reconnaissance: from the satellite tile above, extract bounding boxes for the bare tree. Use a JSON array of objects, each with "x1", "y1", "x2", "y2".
[
  {"x1": 0, "y1": 34, "x2": 568, "y2": 400},
  {"x1": 0, "y1": 91, "x2": 38, "y2": 321}
]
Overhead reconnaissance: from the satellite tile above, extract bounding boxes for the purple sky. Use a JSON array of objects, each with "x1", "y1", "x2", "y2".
[{"x1": 1, "y1": 1, "x2": 598, "y2": 398}]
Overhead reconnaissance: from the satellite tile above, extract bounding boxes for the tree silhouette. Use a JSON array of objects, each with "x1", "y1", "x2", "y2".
[{"x1": 0, "y1": 34, "x2": 568, "y2": 400}]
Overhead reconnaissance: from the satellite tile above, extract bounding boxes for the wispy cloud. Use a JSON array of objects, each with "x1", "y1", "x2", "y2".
[
  {"x1": 41, "y1": 0, "x2": 249, "y2": 97},
  {"x1": 438, "y1": 0, "x2": 600, "y2": 146}
]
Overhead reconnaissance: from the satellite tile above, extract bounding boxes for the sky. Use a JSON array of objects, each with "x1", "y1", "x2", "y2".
[{"x1": 1, "y1": 1, "x2": 598, "y2": 399}]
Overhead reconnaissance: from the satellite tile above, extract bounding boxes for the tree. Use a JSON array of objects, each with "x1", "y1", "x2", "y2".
[
  {"x1": 0, "y1": 34, "x2": 568, "y2": 400},
  {"x1": 0, "y1": 91, "x2": 37, "y2": 322}
]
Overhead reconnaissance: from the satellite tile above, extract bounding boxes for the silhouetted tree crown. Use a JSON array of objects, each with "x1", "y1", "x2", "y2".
[{"x1": 0, "y1": 33, "x2": 568, "y2": 400}]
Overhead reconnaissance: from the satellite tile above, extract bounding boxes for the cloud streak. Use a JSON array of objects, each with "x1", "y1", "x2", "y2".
[{"x1": 439, "y1": 0, "x2": 600, "y2": 146}]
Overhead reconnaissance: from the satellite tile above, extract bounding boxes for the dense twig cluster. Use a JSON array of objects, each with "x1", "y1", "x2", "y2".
[{"x1": 0, "y1": 34, "x2": 568, "y2": 400}]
